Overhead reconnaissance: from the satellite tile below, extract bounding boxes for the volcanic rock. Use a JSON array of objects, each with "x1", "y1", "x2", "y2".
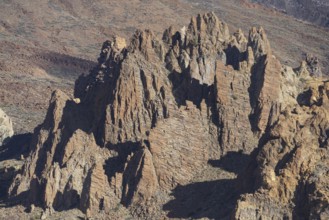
[
  {"x1": 234, "y1": 80, "x2": 329, "y2": 219},
  {"x1": 7, "y1": 12, "x2": 326, "y2": 219}
]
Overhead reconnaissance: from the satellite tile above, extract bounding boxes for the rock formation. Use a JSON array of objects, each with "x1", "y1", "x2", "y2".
[
  {"x1": 0, "y1": 108, "x2": 14, "y2": 146},
  {"x1": 234, "y1": 81, "x2": 329, "y2": 219},
  {"x1": 7, "y1": 12, "x2": 328, "y2": 219},
  {"x1": 0, "y1": 109, "x2": 25, "y2": 209},
  {"x1": 298, "y1": 53, "x2": 323, "y2": 78}
]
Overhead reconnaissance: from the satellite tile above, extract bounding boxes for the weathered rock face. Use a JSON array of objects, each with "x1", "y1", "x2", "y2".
[
  {"x1": 7, "y1": 12, "x2": 326, "y2": 219},
  {"x1": 297, "y1": 53, "x2": 323, "y2": 78},
  {"x1": 215, "y1": 61, "x2": 258, "y2": 154},
  {"x1": 234, "y1": 81, "x2": 329, "y2": 219},
  {"x1": 0, "y1": 108, "x2": 14, "y2": 146},
  {"x1": 0, "y1": 112, "x2": 15, "y2": 201},
  {"x1": 121, "y1": 147, "x2": 158, "y2": 206},
  {"x1": 247, "y1": 27, "x2": 283, "y2": 133},
  {"x1": 8, "y1": 90, "x2": 116, "y2": 217}
]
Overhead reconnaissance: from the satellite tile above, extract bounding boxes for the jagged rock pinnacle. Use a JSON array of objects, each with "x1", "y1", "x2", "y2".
[{"x1": 7, "y1": 12, "x2": 328, "y2": 219}]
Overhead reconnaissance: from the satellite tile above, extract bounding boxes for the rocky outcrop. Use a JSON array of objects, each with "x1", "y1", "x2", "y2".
[
  {"x1": 234, "y1": 80, "x2": 329, "y2": 219},
  {"x1": 7, "y1": 11, "x2": 323, "y2": 219},
  {"x1": 247, "y1": 27, "x2": 283, "y2": 133},
  {"x1": 297, "y1": 53, "x2": 323, "y2": 78},
  {"x1": 8, "y1": 90, "x2": 115, "y2": 218},
  {"x1": 215, "y1": 61, "x2": 258, "y2": 154},
  {"x1": 121, "y1": 147, "x2": 158, "y2": 206},
  {"x1": 0, "y1": 108, "x2": 14, "y2": 146},
  {"x1": 148, "y1": 101, "x2": 217, "y2": 189}
]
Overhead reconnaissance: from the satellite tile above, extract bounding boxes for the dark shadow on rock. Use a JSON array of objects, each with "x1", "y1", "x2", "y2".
[
  {"x1": 224, "y1": 45, "x2": 247, "y2": 71},
  {"x1": 53, "y1": 180, "x2": 81, "y2": 211},
  {"x1": 235, "y1": 127, "x2": 277, "y2": 194},
  {"x1": 168, "y1": 69, "x2": 220, "y2": 127},
  {"x1": 103, "y1": 141, "x2": 141, "y2": 184},
  {"x1": 0, "y1": 133, "x2": 32, "y2": 161},
  {"x1": 0, "y1": 190, "x2": 29, "y2": 208},
  {"x1": 54, "y1": 101, "x2": 92, "y2": 165},
  {"x1": 208, "y1": 151, "x2": 251, "y2": 175},
  {"x1": 79, "y1": 167, "x2": 93, "y2": 213},
  {"x1": 297, "y1": 87, "x2": 323, "y2": 106},
  {"x1": 297, "y1": 88, "x2": 314, "y2": 107},
  {"x1": 74, "y1": 63, "x2": 101, "y2": 99},
  {"x1": 248, "y1": 55, "x2": 266, "y2": 132},
  {"x1": 121, "y1": 149, "x2": 144, "y2": 206},
  {"x1": 168, "y1": 70, "x2": 188, "y2": 106},
  {"x1": 187, "y1": 78, "x2": 213, "y2": 108},
  {"x1": 0, "y1": 133, "x2": 32, "y2": 200},
  {"x1": 292, "y1": 179, "x2": 309, "y2": 219},
  {"x1": 163, "y1": 179, "x2": 240, "y2": 219},
  {"x1": 169, "y1": 70, "x2": 214, "y2": 108}
]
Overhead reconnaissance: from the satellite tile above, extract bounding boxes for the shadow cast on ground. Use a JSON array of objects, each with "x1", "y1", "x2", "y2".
[
  {"x1": 163, "y1": 179, "x2": 238, "y2": 219},
  {"x1": 208, "y1": 151, "x2": 250, "y2": 175},
  {"x1": 0, "y1": 133, "x2": 32, "y2": 162},
  {"x1": 0, "y1": 133, "x2": 32, "y2": 205},
  {"x1": 163, "y1": 151, "x2": 251, "y2": 219}
]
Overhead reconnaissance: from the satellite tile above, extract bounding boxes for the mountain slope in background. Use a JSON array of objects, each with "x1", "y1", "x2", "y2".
[
  {"x1": 0, "y1": 0, "x2": 329, "y2": 134},
  {"x1": 251, "y1": 0, "x2": 329, "y2": 28}
]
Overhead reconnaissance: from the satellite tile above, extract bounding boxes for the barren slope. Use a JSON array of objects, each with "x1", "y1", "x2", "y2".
[
  {"x1": 0, "y1": 0, "x2": 329, "y2": 134},
  {"x1": 251, "y1": 0, "x2": 329, "y2": 28}
]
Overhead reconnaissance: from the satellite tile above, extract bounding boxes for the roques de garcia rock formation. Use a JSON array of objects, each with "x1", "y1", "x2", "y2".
[{"x1": 7, "y1": 12, "x2": 329, "y2": 219}]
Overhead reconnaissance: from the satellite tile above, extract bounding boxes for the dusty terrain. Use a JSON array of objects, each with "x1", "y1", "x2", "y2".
[
  {"x1": 0, "y1": 1, "x2": 328, "y2": 220},
  {"x1": 0, "y1": 0, "x2": 329, "y2": 134},
  {"x1": 251, "y1": 0, "x2": 329, "y2": 28}
]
